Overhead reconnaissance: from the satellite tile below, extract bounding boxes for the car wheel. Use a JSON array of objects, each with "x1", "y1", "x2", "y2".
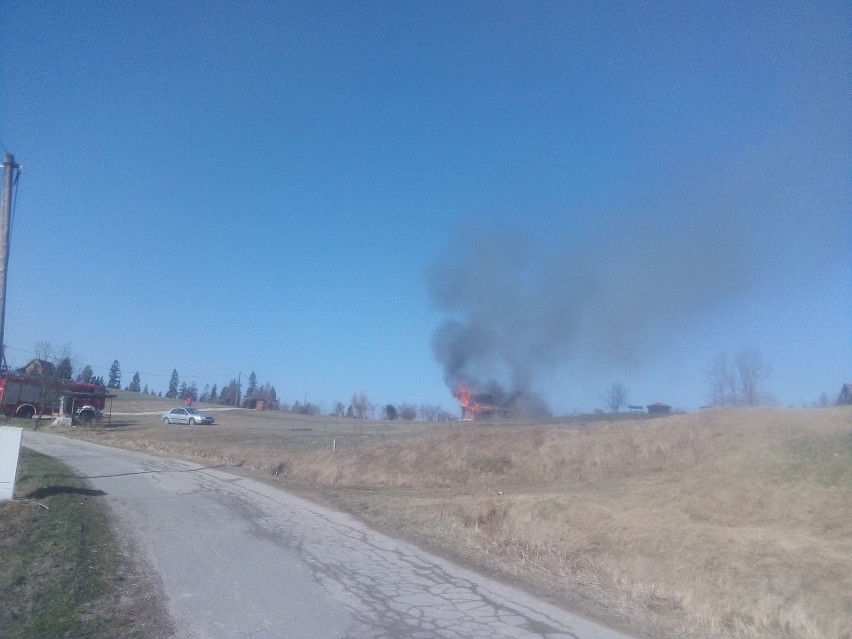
[
  {"x1": 189, "y1": 417, "x2": 197, "y2": 425},
  {"x1": 17, "y1": 406, "x2": 35, "y2": 419},
  {"x1": 78, "y1": 410, "x2": 95, "y2": 425},
  {"x1": 163, "y1": 417, "x2": 171, "y2": 424}
]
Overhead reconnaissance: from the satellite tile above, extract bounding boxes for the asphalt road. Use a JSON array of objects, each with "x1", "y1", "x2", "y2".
[{"x1": 23, "y1": 431, "x2": 634, "y2": 639}]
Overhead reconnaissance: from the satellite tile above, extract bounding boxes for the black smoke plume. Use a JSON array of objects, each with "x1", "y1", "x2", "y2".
[{"x1": 427, "y1": 146, "x2": 847, "y2": 412}]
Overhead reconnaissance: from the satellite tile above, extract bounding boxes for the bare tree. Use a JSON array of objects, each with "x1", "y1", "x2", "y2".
[
  {"x1": 601, "y1": 381, "x2": 629, "y2": 413},
  {"x1": 419, "y1": 404, "x2": 438, "y2": 421},
  {"x1": 350, "y1": 391, "x2": 372, "y2": 419},
  {"x1": 31, "y1": 342, "x2": 75, "y2": 428},
  {"x1": 421, "y1": 403, "x2": 450, "y2": 421},
  {"x1": 736, "y1": 347, "x2": 771, "y2": 406},
  {"x1": 707, "y1": 352, "x2": 738, "y2": 406},
  {"x1": 398, "y1": 403, "x2": 418, "y2": 420},
  {"x1": 707, "y1": 348, "x2": 771, "y2": 406}
]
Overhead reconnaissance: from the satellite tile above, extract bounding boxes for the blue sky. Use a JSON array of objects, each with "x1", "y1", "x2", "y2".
[{"x1": 1, "y1": 1, "x2": 849, "y2": 414}]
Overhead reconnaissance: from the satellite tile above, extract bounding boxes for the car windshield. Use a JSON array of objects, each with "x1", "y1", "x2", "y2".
[{"x1": 187, "y1": 408, "x2": 202, "y2": 414}]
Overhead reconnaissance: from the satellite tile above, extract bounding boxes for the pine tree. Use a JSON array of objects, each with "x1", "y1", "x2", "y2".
[
  {"x1": 167, "y1": 369, "x2": 179, "y2": 399},
  {"x1": 143, "y1": 384, "x2": 149, "y2": 394},
  {"x1": 128, "y1": 372, "x2": 142, "y2": 392},
  {"x1": 77, "y1": 365, "x2": 94, "y2": 383},
  {"x1": 210, "y1": 384, "x2": 218, "y2": 403},
  {"x1": 107, "y1": 360, "x2": 122, "y2": 389},
  {"x1": 247, "y1": 372, "x2": 258, "y2": 398},
  {"x1": 219, "y1": 379, "x2": 239, "y2": 406},
  {"x1": 56, "y1": 357, "x2": 73, "y2": 380},
  {"x1": 178, "y1": 381, "x2": 189, "y2": 399}
]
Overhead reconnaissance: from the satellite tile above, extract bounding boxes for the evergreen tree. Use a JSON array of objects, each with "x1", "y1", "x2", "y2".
[
  {"x1": 77, "y1": 365, "x2": 94, "y2": 383},
  {"x1": 167, "y1": 369, "x2": 179, "y2": 399},
  {"x1": 143, "y1": 384, "x2": 149, "y2": 394},
  {"x1": 200, "y1": 384, "x2": 211, "y2": 403},
  {"x1": 107, "y1": 360, "x2": 122, "y2": 389},
  {"x1": 210, "y1": 384, "x2": 218, "y2": 403},
  {"x1": 178, "y1": 381, "x2": 189, "y2": 399},
  {"x1": 128, "y1": 372, "x2": 142, "y2": 392},
  {"x1": 246, "y1": 372, "x2": 258, "y2": 398},
  {"x1": 56, "y1": 357, "x2": 74, "y2": 380},
  {"x1": 189, "y1": 381, "x2": 198, "y2": 401},
  {"x1": 219, "y1": 379, "x2": 240, "y2": 406}
]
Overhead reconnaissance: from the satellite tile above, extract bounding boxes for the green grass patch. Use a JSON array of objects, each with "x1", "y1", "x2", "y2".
[
  {"x1": 779, "y1": 430, "x2": 852, "y2": 488},
  {"x1": 0, "y1": 448, "x2": 162, "y2": 638}
]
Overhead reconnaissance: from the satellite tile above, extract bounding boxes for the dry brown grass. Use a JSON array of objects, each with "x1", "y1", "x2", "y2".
[{"x1": 40, "y1": 393, "x2": 852, "y2": 639}]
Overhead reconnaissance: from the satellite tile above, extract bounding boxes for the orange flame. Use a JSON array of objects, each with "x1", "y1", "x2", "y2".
[
  {"x1": 453, "y1": 383, "x2": 476, "y2": 420},
  {"x1": 453, "y1": 383, "x2": 471, "y2": 407}
]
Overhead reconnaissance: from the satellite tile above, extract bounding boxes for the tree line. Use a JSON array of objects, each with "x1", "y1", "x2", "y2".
[
  {"x1": 29, "y1": 343, "x2": 821, "y2": 421},
  {"x1": 597, "y1": 347, "x2": 777, "y2": 413}
]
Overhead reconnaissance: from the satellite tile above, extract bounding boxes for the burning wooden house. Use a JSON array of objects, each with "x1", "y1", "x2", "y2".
[{"x1": 453, "y1": 383, "x2": 515, "y2": 421}]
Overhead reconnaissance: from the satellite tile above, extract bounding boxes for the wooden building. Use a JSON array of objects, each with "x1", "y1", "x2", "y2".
[{"x1": 646, "y1": 402, "x2": 672, "y2": 415}]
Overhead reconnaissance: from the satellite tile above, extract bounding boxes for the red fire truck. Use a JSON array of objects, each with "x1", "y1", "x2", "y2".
[{"x1": 0, "y1": 374, "x2": 109, "y2": 424}]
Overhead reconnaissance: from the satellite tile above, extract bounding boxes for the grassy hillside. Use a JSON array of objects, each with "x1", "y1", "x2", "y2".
[
  {"x1": 104, "y1": 389, "x2": 185, "y2": 413},
  {"x1": 0, "y1": 447, "x2": 173, "y2": 638},
  {"x1": 35, "y1": 396, "x2": 852, "y2": 639}
]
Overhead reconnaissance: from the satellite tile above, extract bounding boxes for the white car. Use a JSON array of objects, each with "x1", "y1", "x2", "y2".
[{"x1": 162, "y1": 407, "x2": 215, "y2": 425}]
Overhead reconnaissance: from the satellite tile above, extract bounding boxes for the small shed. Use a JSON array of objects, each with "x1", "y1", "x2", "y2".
[{"x1": 646, "y1": 402, "x2": 672, "y2": 415}]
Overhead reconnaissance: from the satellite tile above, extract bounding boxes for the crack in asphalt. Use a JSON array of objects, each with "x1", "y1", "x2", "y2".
[
  {"x1": 200, "y1": 471, "x2": 585, "y2": 639},
  {"x1": 22, "y1": 433, "x2": 628, "y2": 639}
]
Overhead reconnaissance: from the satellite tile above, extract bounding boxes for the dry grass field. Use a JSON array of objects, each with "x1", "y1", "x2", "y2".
[{"x1": 34, "y1": 393, "x2": 852, "y2": 639}]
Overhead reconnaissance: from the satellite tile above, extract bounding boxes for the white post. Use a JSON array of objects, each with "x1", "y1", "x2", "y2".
[{"x1": 0, "y1": 426, "x2": 23, "y2": 500}]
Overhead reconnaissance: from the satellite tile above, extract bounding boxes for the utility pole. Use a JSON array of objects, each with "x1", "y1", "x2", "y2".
[{"x1": 0, "y1": 153, "x2": 19, "y2": 372}]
